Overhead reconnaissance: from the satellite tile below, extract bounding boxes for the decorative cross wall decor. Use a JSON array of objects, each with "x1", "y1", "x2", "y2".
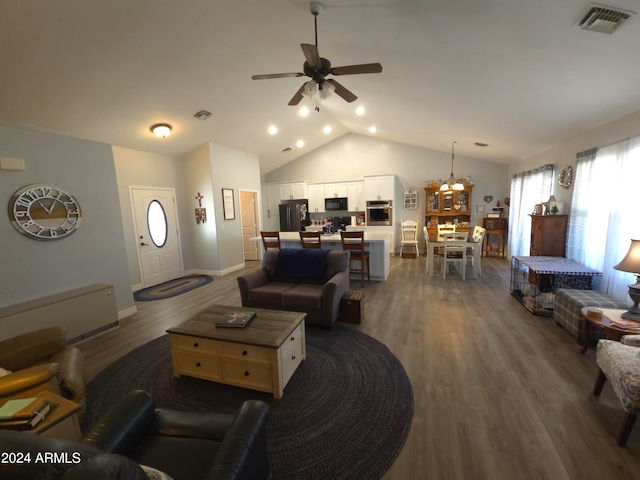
[{"x1": 195, "y1": 192, "x2": 207, "y2": 224}]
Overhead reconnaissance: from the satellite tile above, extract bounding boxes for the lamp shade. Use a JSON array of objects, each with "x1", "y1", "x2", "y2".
[{"x1": 614, "y1": 239, "x2": 640, "y2": 274}]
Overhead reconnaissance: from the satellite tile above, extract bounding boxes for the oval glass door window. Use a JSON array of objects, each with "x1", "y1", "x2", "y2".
[{"x1": 147, "y1": 200, "x2": 168, "y2": 247}]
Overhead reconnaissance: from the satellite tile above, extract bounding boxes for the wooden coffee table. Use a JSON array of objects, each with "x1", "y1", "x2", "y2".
[
  {"x1": 167, "y1": 305, "x2": 306, "y2": 398},
  {"x1": 580, "y1": 307, "x2": 640, "y2": 354}
]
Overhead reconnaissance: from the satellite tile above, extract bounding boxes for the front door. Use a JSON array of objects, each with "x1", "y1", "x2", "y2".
[
  {"x1": 131, "y1": 187, "x2": 183, "y2": 287},
  {"x1": 240, "y1": 191, "x2": 259, "y2": 261}
]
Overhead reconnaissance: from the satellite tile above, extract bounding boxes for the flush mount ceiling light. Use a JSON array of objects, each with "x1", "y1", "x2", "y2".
[{"x1": 150, "y1": 123, "x2": 172, "y2": 138}]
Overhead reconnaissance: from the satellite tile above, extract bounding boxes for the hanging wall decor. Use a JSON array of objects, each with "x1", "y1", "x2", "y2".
[
  {"x1": 195, "y1": 192, "x2": 206, "y2": 224},
  {"x1": 222, "y1": 188, "x2": 235, "y2": 220}
]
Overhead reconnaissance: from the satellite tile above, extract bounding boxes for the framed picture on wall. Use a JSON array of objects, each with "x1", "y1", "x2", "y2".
[
  {"x1": 476, "y1": 205, "x2": 485, "y2": 213},
  {"x1": 222, "y1": 188, "x2": 235, "y2": 220}
]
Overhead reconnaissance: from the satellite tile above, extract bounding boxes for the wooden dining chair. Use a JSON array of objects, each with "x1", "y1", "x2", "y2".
[
  {"x1": 400, "y1": 220, "x2": 419, "y2": 258},
  {"x1": 340, "y1": 231, "x2": 370, "y2": 288},
  {"x1": 466, "y1": 226, "x2": 486, "y2": 278},
  {"x1": 442, "y1": 231, "x2": 468, "y2": 280},
  {"x1": 299, "y1": 231, "x2": 322, "y2": 249},
  {"x1": 260, "y1": 231, "x2": 281, "y2": 250}
]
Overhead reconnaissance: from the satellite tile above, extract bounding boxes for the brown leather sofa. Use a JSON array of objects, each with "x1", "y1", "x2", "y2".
[
  {"x1": 0, "y1": 326, "x2": 85, "y2": 411},
  {"x1": 0, "y1": 390, "x2": 270, "y2": 480}
]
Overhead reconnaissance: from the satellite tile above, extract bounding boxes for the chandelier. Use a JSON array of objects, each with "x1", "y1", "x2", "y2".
[{"x1": 440, "y1": 141, "x2": 464, "y2": 192}]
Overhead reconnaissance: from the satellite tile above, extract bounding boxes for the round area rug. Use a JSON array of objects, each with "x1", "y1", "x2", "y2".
[
  {"x1": 133, "y1": 275, "x2": 213, "y2": 301},
  {"x1": 84, "y1": 323, "x2": 413, "y2": 480}
]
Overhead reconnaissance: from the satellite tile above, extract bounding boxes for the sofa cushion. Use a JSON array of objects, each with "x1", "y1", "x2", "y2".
[
  {"x1": 281, "y1": 284, "x2": 324, "y2": 310},
  {"x1": 274, "y1": 249, "x2": 329, "y2": 282},
  {"x1": 247, "y1": 282, "x2": 297, "y2": 306}
]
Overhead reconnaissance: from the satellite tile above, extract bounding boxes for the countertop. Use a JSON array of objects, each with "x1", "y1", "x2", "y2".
[{"x1": 278, "y1": 231, "x2": 391, "y2": 242}]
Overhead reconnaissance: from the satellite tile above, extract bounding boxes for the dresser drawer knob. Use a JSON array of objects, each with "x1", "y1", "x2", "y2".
[
  {"x1": 290, "y1": 336, "x2": 295, "y2": 341},
  {"x1": 291, "y1": 356, "x2": 296, "y2": 361},
  {"x1": 196, "y1": 362, "x2": 201, "y2": 367},
  {"x1": 244, "y1": 371, "x2": 250, "y2": 377},
  {"x1": 242, "y1": 350, "x2": 248, "y2": 356},
  {"x1": 193, "y1": 342, "x2": 199, "y2": 348}
]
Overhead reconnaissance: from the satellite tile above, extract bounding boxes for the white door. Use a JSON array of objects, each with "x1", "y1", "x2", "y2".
[
  {"x1": 240, "y1": 191, "x2": 259, "y2": 261},
  {"x1": 131, "y1": 187, "x2": 183, "y2": 287}
]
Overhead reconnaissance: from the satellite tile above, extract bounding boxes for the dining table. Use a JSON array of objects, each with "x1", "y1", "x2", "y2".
[{"x1": 425, "y1": 234, "x2": 482, "y2": 279}]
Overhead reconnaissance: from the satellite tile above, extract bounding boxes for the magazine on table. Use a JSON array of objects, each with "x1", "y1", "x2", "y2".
[{"x1": 215, "y1": 311, "x2": 256, "y2": 328}]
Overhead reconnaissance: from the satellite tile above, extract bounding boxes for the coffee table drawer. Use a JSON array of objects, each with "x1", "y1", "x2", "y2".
[
  {"x1": 281, "y1": 335, "x2": 305, "y2": 386},
  {"x1": 221, "y1": 342, "x2": 270, "y2": 363},
  {"x1": 222, "y1": 360, "x2": 272, "y2": 390},
  {"x1": 174, "y1": 335, "x2": 220, "y2": 354},
  {"x1": 174, "y1": 352, "x2": 222, "y2": 380}
]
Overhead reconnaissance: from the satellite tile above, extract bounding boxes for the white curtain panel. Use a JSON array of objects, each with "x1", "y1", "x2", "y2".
[{"x1": 568, "y1": 136, "x2": 640, "y2": 299}]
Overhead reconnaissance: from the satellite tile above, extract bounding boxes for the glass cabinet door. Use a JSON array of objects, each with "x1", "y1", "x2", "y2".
[
  {"x1": 455, "y1": 191, "x2": 469, "y2": 212},
  {"x1": 426, "y1": 190, "x2": 440, "y2": 213},
  {"x1": 442, "y1": 192, "x2": 453, "y2": 211}
]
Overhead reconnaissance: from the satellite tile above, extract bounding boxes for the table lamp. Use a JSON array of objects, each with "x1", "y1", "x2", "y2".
[{"x1": 614, "y1": 239, "x2": 640, "y2": 320}]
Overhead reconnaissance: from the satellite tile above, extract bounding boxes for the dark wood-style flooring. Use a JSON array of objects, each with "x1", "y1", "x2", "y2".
[{"x1": 79, "y1": 255, "x2": 640, "y2": 479}]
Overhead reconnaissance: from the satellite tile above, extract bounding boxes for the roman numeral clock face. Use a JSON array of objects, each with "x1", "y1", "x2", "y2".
[{"x1": 8, "y1": 184, "x2": 82, "y2": 240}]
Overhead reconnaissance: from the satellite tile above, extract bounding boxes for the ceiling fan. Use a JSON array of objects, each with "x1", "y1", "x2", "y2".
[{"x1": 251, "y1": 1, "x2": 382, "y2": 109}]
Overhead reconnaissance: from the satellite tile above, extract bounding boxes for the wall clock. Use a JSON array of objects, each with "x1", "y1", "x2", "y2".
[
  {"x1": 558, "y1": 166, "x2": 574, "y2": 189},
  {"x1": 8, "y1": 184, "x2": 82, "y2": 240}
]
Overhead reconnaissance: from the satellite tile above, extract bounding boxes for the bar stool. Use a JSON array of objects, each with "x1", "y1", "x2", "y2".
[
  {"x1": 340, "y1": 231, "x2": 370, "y2": 288},
  {"x1": 260, "y1": 231, "x2": 281, "y2": 250},
  {"x1": 299, "y1": 231, "x2": 322, "y2": 249}
]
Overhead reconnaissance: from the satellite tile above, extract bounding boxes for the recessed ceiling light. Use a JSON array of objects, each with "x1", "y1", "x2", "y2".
[
  {"x1": 268, "y1": 125, "x2": 278, "y2": 135},
  {"x1": 299, "y1": 107, "x2": 310, "y2": 117},
  {"x1": 323, "y1": 125, "x2": 332, "y2": 134},
  {"x1": 356, "y1": 106, "x2": 365, "y2": 116},
  {"x1": 296, "y1": 140, "x2": 305, "y2": 148},
  {"x1": 150, "y1": 123, "x2": 172, "y2": 138},
  {"x1": 369, "y1": 126, "x2": 377, "y2": 134}
]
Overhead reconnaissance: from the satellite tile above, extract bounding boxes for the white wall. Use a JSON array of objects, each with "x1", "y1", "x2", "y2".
[
  {"x1": 509, "y1": 108, "x2": 640, "y2": 208},
  {"x1": 0, "y1": 126, "x2": 133, "y2": 316},
  {"x1": 265, "y1": 133, "x2": 510, "y2": 233}
]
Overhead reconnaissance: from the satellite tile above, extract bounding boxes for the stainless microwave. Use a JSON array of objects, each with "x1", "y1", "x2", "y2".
[{"x1": 325, "y1": 197, "x2": 348, "y2": 211}]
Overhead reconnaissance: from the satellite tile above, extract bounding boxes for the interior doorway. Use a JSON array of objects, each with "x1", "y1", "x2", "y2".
[
  {"x1": 131, "y1": 187, "x2": 184, "y2": 288},
  {"x1": 240, "y1": 190, "x2": 259, "y2": 261}
]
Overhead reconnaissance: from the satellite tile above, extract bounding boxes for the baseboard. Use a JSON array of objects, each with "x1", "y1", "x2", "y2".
[
  {"x1": 186, "y1": 263, "x2": 245, "y2": 277},
  {"x1": 118, "y1": 305, "x2": 137, "y2": 320}
]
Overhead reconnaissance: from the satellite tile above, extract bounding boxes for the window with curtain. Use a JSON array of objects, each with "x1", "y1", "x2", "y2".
[
  {"x1": 567, "y1": 136, "x2": 640, "y2": 299},
  {"x1": 508, "y1": 164, "x2": 554, "y2": 257}
]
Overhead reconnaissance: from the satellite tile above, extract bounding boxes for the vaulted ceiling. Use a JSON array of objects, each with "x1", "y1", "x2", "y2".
[{"x1": 2, "y1": 1, "x2": 640, "y2": 174}]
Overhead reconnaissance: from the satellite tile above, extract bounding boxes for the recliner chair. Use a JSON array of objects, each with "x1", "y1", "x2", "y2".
[{"x1": 0, "y1": 390, "x2": 270, "y2": 480}]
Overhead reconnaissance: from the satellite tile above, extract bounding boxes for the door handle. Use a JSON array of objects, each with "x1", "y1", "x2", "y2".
[{"x1": 140, "y1": 242, "x2": 149, "y2": 246}]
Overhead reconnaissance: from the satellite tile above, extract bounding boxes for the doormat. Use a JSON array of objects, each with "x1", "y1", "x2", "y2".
[{"x1": 134, "y1": 275, "x2": 213, "y2": 301}]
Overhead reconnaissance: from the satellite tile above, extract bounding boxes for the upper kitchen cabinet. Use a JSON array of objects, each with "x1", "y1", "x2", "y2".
[
  {"x1": 324, "y1": 183, "x2": 349, "y2": 198},
  {"x1": 347, "y1": 181, "x2": 365, "y2": 212},
  {"x1": 279, "y1": 181, "x2": 308, "y2": 200},
  {"x1": 308, "y1": 184, "x2": 326, "y2": 213},
  {"x1": 364, "y1": 175, "x2": 396, "y2": 201}
]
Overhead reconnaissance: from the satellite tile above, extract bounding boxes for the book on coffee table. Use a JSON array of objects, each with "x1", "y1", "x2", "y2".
[{"x1": 216, "y1": 311, "x2": 256, "y2": 328}]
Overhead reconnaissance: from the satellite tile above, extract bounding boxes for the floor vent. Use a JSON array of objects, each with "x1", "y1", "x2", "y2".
[{"x1": 575, "y1": 3, "x2": 636, "y2": 34}]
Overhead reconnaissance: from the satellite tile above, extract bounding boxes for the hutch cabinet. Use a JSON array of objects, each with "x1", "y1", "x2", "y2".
[
  {"x1": 529, "y1": 214, "x2": 568, "y2": 256},
  {"x1": 424, "y1": 185, "x2": 474, "y2": 237}
]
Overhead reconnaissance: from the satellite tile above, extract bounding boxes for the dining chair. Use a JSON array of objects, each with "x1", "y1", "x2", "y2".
[
  {"x1": 466, "y1": 226, "x2": 486, "y2": 278},
  {"x1": 300, "y1": 231, "x2": 322, "y2": 249},
  {"x1": 400, "y1": 220, "x2": 419, "y2": 258},
  {"x1": 442, "y1": 232, "x2": 468, "y2": 280},
  {"x1": 260, "y1": 231, "x2": 281, "y2": 250},
  {"x1": 340, "y1": 231, "x2": 370, "y2": 288},
  {"x1": 435, "y1": 223, "x2": 456, "y2": 256}
]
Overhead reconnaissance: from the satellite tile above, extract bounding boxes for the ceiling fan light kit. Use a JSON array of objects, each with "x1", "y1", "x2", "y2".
[{"x1": 251, "y1": 1, "x2": 382, "y2": 110}]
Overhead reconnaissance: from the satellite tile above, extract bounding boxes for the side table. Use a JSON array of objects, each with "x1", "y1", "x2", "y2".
[
  {"x1": 580, "y1": 307, "x2": 640, "y2": 354},
  {"x1": 28, "y1": 391, "x2": 81, "y2": 440}
]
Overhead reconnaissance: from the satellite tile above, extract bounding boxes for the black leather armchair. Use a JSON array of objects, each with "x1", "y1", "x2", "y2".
[{"x1": 0, "y1": 390, "x2": 270, "y2": 480}]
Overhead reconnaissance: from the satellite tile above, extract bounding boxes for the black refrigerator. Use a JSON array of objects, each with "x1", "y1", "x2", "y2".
[{"x1": 279, "y1": 199, "x2": 310, "y2": 232}]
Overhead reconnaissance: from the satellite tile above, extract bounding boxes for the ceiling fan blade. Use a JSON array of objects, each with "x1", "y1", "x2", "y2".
[
  {"x1": 288, "y1": 84, "x2": 306, "y2": 106},
  {"x1": 326, "y1": 79, "x2": 357, "y2": 103},
  {"x1": 252, "y1": 72, "x2": 305, "y2": 80},
  {"x1": 331, "y1": 63, "x2": 383, "y2": 76},
  {"x1": 300, "y1": 43, "x2": 321, "y2": 68}
]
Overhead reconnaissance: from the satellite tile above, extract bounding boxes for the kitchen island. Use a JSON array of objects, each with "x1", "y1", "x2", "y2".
[{"x1": 254, "y1": 231, "x2": 391, "y2": 281}]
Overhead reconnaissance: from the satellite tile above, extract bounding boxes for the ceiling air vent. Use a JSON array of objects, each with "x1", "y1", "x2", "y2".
[{"x1": 575, "y1": 3, "x2": 636, "y2": 34}]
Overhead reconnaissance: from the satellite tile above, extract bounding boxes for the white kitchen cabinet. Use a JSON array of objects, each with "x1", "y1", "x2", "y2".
[
  {"x1": 261, "y1": 184, "x2": 281, "y2": 231},
  {"x1": 347, "y1": 181, "x2": 365, "y2": 211},
  {"x1": 279, "y1": 182, "x2": 308, "y2": 201},
  {"x1": 364, "y1": 175, "x2": 395, "y2": 201},
  {"x1": 323, "y1": 182, "x2": 348, "y2": 198},
  {"x1": 308, "y1": 184, "x2": 326, "y2": 213}
]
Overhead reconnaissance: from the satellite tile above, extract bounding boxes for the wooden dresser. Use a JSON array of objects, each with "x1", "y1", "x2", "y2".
[{"x1": 529, "y1": 214, "x2": 568, "y2": 256}]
